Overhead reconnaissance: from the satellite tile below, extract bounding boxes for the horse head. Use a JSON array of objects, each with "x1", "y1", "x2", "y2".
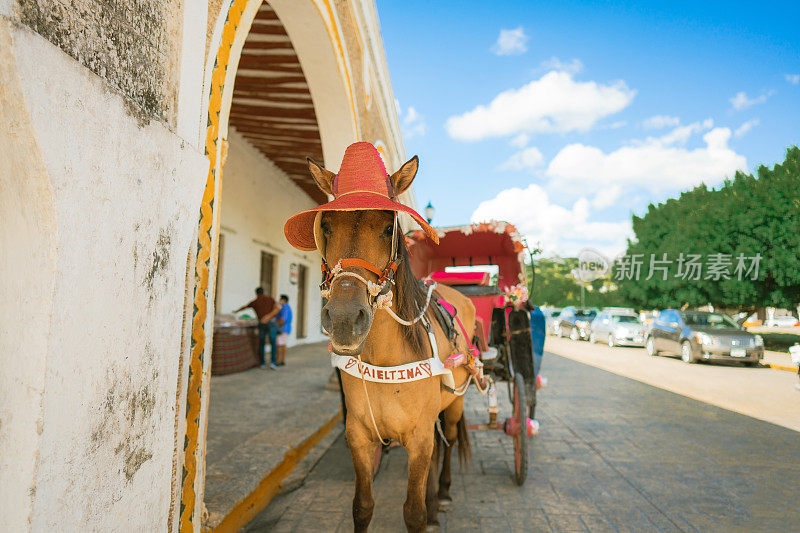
[{"x1": 308, "y1": 156, "x2": 419, "y2": 355}]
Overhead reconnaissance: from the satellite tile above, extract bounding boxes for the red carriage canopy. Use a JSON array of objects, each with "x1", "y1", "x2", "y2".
[{"x1": 406, "y1": 221, "x2": 527, "y2": 291}]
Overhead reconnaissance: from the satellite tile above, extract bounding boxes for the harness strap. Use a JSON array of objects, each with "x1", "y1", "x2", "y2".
[
  {"x1": 335, "y1": 258, "x2": 389, "y2": 279},
  {"x1": 331, "y1": 352, "x2": 455, "y2": 388},
  {"x1": 356, "y1": 350, "x2": 390, "y2": 445}
]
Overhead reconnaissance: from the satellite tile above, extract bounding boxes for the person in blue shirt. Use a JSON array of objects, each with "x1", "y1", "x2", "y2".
[
  {"x1": 272, "y1": 294, "x2": 293, "y2": 368},
  {"x1": 529, "y1": 303, "x2": 546, "y2": 378}
]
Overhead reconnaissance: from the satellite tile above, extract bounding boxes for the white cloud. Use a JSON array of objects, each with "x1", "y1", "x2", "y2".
[
  {"x1": 785, "y1": 74, "x2": 800, "y2": 85},
  {"x1": 540, "y1": 57, "x2": 583, "y2": 74},
  {"x1": 446, "y1": 71, "x2": 636, "y2": 141},
  {"x1": 734, "y1": 118, "x2": 759, "y2": 138},
  {"x1": 510, "y1": 133, "x2": 530, "y2": 148},
  {"x1": 592, "y1": 185, "x2": 622, "y2": 209},
  {"x1": 644, "y1": 118, "x2": 712, "y2": 146},
  {"x1": 491, "y1": 27, "x2": 528, "y2": 56},
  {"x1": 499, "y1": 147, "x2": 544, "y2": 171},
  {"x1": 642, "y1": 115, "x2": 680, "y2": 129},
  {"x1": 545, "y1": 123, "x2": 746, "y2": 194},
  {"x1": 401, "y1": 106, "x2": 426, "y2": 138},
  {"x1": 730, "y1": 90, "x2": 773, "y2": 111},
  {"x1": 471, "y1": 184, "x2": 631, "y2": 256}
]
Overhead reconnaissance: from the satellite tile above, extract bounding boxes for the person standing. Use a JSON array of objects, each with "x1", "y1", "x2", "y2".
[
  {"x1": 790, "y1": 344, "x2": 800, "y2": 391},
  {"x1": 235, "y1": 287, "x2": 278, "y2": 368},
  {"x1": 272, "y1": 294, "x2": 293, "y2": 366},
  {"x1": 529, "y1": 304, "x2": 546, "y2": 378}
]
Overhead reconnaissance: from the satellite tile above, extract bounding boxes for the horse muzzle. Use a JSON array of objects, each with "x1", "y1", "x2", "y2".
[{"x1": 322, "y1": 287, "x2": 373, "y2": 354}]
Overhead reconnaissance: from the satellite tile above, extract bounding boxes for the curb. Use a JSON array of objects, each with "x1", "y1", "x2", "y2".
[
  {"x1": 767, "y1": 363, "x2": 799, "y2": 372},
  {"x1": 212, "y1": 410, "x2": 344, "y2": 533}
]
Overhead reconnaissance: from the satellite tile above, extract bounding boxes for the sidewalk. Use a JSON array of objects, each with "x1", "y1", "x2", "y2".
[
  {"x1": 203, "y1": 341, "x2": 342, "y2": 529},
  {"x1": 763, "y1": 350, "x2": 798, "y2": 371}
]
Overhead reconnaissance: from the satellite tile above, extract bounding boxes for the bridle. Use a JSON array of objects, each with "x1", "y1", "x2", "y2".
[{"x1": 316, "y1": 212, "x2": 435, "y2": 325}]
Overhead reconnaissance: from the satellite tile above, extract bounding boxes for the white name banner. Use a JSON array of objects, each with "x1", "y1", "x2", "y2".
[{"x1": 331, "y1": 353, "x2": 455, "y2": 389}]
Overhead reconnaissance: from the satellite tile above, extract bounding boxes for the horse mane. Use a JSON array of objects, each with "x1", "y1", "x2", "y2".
[{"x1": 393, "y1": 234, "x2": 449, "y2": 359}]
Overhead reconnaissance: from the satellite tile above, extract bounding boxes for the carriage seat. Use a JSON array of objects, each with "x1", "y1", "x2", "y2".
[{"x1": 428, "y1": 271, "x2": 491, "y2": 286}]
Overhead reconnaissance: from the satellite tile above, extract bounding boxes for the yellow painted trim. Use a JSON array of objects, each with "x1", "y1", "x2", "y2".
[
  {"x1": 212, "y1": 411, "x2": 343, "y2": 532},
  {"x1": 345, "y1": 0, "x2": 374, "y2": 115},
  {"x1": 180, "y1": 1, "x2": 250, "y2": 530},
  {"x1": 311, "y1": 0, "x2": 361, "y2": 139},
  {"x1": 374, "y1": 141, "x2": 389, "y2": 169},
  {"x1": 768, "y1": 363, "x2": 799, "y2": 372}
]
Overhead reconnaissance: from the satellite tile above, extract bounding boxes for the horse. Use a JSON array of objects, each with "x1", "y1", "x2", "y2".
[{"x1": 309, "y1": 157, "x2": 474, "y2": 532}]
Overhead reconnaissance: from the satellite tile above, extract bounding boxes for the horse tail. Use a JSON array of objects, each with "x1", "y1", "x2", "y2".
[{"x1": 456, "y1": 412, "x2": 471, "y2": 468}]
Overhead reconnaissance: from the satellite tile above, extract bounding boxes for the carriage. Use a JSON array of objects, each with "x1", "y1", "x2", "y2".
[{"x1": 406, "y1": 220, "x2": 542, "y2": 485}]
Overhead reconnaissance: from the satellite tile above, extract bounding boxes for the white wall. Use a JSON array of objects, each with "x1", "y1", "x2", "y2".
[
  {"x1": 217, "y1": 128, "x2": 326, "y2": 345},
  {"x1": 0, "y1": 20, "x2": 208, "y2": 531}
]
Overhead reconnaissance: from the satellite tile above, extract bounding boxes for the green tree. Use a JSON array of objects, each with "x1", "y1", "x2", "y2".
[
  {"x1": 529, "y1": 259, "x2": 627, "y2": 308},
  {"x1": 616, "y1": 145, "x2": 800, "y2": 312}
]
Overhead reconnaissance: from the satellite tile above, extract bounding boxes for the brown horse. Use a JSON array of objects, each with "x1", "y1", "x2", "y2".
[{"x1": 309, "y1": 157, "x2": 474, "y2": 531}]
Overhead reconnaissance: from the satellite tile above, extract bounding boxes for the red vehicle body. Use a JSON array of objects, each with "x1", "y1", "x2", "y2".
[{"x1": 406, "y1": 221, "x2": 528, "y2": 347}]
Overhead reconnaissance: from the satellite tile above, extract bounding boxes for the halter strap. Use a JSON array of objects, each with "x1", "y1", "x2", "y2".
[{"x1": 336, "y1": 258, "x2": 385, "y2": 278}]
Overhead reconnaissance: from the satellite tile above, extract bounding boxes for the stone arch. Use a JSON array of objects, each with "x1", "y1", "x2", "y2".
[{"x1": 176, "y1": 0, "x2": 359, "y2": 529}]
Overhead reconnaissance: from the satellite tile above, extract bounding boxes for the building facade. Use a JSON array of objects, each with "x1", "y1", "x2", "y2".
[{"x1": 0, "y1": 0, "x2": 408, "y2": 530}]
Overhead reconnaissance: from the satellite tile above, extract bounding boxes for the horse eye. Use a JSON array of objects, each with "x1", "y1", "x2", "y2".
[
  {"x1": 382, "y1": 225, "x2": 394, "y2": 237},
  {"x1": 321, "y1": 220, "x2": 332, "y2": 236}
]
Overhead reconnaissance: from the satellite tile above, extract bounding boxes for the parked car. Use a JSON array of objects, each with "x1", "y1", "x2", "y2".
[
  {"x1": 645, "y1": 309, "x2": 764, "y2": 366},
  {"x1": 640, "y1": 310, "x2": 660, "y2": 326},
  {"x1": 543, "y1": 308, "x2": 562, "y2": 335},
  {"x1": 734, "y1": 311, "x2": 762, "y2": 328},
  {"x1": 590, "y1": 310, "x2": 645, "y2": 347},
  {"x1": 556, "y1": 307, "x2": 598, "y2": 341},
  {"x1": 764, "y1": 315, "x2": 800, "y2": 328}
]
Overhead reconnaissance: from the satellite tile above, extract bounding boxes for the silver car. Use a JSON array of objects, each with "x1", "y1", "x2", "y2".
[
  {"x1": 543, "y1": 308, "x2": 562, "y2": 335},
  {"x1": 590, "y1": 311, "x2": 646, "y2": 347}
]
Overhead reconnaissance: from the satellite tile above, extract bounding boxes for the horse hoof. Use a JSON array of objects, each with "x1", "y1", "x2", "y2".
[
  {"x1": 437, "y1": 494, "x2": 452, "y2": 503},
  {"x1": 425, "y1": 523, "x2": 440, "y2": 532}
]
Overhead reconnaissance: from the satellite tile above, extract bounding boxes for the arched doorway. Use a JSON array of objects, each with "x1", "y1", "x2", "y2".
[{"x1": 174, "y1": 1, "x2": 360, "y2": 529}]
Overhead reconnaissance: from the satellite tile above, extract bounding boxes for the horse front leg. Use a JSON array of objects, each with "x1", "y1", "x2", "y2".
[
  {"x1": 404, "y1": 432, "x2": 435, "y2": 532},
  {"x1": 347, "y1": 423, "x2": 376, "y2": 533},
  {"x1": 425, "y1": 433, "x2": 440, "y2": 526},
  {"x1": 438, "y1": 440, "x2": 453, "y2": 503}
]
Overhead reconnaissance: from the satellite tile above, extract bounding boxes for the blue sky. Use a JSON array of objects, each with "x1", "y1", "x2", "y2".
[{"x1": 376, "y1": 0, "x2": 800, "y2": 257}]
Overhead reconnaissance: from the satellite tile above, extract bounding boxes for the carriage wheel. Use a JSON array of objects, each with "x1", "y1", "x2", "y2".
[
  {"x1": 512, "y1": 372, "x2": 529, "y2": 486},
  {"x1": 506, "y1": 354, "x2": 515, "y2": 404}
]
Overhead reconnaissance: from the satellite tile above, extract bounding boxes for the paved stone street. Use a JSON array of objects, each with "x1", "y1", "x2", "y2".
[{"x1": 246, "y1": 352, "x2": 800, "y2": 532}]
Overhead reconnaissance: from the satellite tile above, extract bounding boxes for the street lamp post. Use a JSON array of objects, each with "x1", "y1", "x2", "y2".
[{"x1": 424, "y1": 202, "x2": 435, "y2": 224}]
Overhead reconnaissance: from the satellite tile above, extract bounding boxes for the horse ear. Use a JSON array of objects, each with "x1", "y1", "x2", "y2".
[
  {"x1": 389, "y1": 156, "x2": 418, "y2": 197},
  {"x1": 308, "y1": 157, "x2": 336, "y2": 196}
]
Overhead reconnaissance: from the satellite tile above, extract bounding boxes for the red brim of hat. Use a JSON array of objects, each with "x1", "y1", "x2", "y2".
[{"x1": 284, "y1": 191, "x2": 439, "y2": 251}]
